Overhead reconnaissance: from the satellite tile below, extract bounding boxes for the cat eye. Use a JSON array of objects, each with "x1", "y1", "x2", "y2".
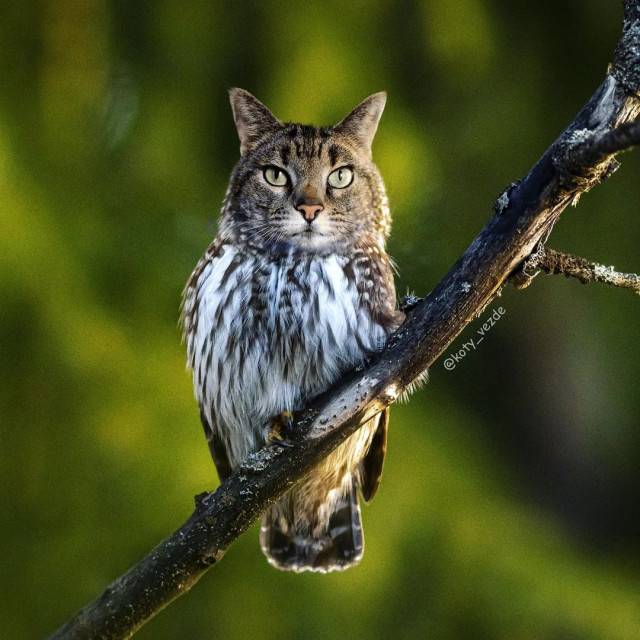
[
  {"x1": 327, "y1": 166, "x2": 354, "y2": 189},
  {"x1": 263, "y1": 166, "x2": 289, "y2": 187}
]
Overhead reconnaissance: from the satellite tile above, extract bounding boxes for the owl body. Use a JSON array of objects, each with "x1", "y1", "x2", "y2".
[
  {"x1": 182, "y1": 89, "x2": 401, "y2": 572},
  {"x1": 186, "y1": 244, "x2": 389, "y2": 468}
]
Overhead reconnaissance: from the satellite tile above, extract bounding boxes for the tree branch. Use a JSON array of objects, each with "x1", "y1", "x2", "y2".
[
  {"x1": 48, "y1": 4, "x2": 640, "y2": 639},
  {"x1": 564, "y1": 120, "x2": 640, "y2": 174},
  {"x1": 519, "y1": 245, "x2": 640, "y2": 294}
]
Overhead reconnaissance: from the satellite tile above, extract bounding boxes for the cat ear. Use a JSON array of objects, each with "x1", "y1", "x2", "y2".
[
  {"x1": 229, "y1": 88, "x2": 282, "y2": 156},
  {"x1": 334, "y1": 92, "x2": 387, "y2": 152}
]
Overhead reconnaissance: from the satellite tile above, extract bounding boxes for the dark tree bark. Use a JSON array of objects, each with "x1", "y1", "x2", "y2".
[{"x1": 48, "y1": 3, "x2": 640, "y2": 639}]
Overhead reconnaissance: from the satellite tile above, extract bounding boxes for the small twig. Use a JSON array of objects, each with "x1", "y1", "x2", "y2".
[
  {"x1": 523, "y1": 246, "x2": 640, "y2": 294},
  {"x1": 565, "y1": 121, "x2": 640, "y2": 173}
]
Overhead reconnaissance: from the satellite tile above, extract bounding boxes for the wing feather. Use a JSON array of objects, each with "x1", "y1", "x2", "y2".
[
  {"x1": 199, "y1": 407, "x2": 233, "y2": 482},
  {"x1": 359, "y1": 407, "x2": 389, "y2": 502}
]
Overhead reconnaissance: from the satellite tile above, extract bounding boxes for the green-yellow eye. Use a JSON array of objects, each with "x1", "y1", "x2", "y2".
[
  {"x1": 327, "y1": 166, "x2": 353, "y2": 189},
  {"x1": 263, "y1": 166, "x2": 289, "y2": 187}
]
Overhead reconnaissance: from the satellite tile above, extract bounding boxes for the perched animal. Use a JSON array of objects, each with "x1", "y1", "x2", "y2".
[{"x1": 182, "y1": 88, "x2": 403, "y2": 572}]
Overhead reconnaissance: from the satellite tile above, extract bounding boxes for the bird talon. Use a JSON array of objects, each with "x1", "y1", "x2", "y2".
[
  {"x1": 281, "y1": 410, "x2": 294, "y2": 431},
  {"x1": 266, "y1": 430, "x2": 294, "y2": 448},
  {"x1": 267, "y1": 411, "x2": 295, "y2": 448}
]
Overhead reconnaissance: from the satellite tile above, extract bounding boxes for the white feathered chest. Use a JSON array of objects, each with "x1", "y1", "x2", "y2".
[{"x1": 184, "y1": 242, "x2": 390, "y2": 468}]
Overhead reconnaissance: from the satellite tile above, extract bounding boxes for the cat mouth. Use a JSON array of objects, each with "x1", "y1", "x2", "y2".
[{"x1": 297, "y1": 227, "x2": 324, "y2": 237}]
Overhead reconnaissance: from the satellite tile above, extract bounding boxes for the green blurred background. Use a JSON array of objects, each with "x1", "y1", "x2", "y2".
[{"x1": 1, "y1": 1, "x2": 639, "y2": 638}]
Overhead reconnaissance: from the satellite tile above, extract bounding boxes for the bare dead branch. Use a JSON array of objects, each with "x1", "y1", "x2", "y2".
[
  {"x1": 520, "y1": 245, "x2": 640, "y2": 293},
  {"x1": 47, "y1": 3, "x2": 640, "y2": 639},
  {"x1": 564, "y1": 121, "x2": 640, "y2": 174}
]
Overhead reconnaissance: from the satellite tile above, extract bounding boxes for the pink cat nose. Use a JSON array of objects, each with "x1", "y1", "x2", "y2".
[{"x1": 297, "y1": 204, "x2": 324, "y2": 222}]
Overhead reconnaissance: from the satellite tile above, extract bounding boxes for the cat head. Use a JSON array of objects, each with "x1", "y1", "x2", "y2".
[{"x1": 219, "y1": 88, "x2": 390, "y2": 254}]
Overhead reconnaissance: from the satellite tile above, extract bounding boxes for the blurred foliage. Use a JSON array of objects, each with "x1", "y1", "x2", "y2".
[{"x1": 1, "y1": 1, "x2": 639, "y2": 638}]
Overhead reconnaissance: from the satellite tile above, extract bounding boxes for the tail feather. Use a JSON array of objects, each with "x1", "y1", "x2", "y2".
[{"x1": 260, "y1": 480, "x2": 363, "y2": 573}]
